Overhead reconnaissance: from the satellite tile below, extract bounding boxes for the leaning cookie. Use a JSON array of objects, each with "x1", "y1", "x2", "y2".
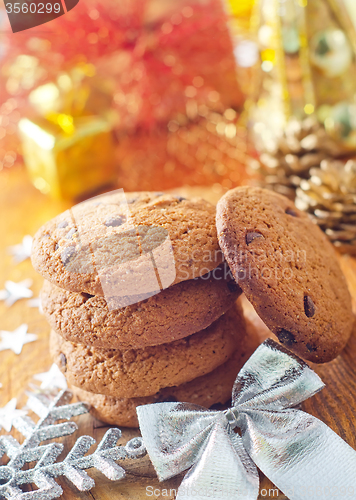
[
  {"x1": 50, "y1": 302, "x2": 246, "y2": 399},
  {"x1": 42, "y1": 264, "x2": 241, "y2": 349},
  {"x1": 216, "y1": 186, "x2": 354, "y2": 363},
  {"x1": 32, "y1": 192, "x2": 223, "y2": 296},
  {"x1": 71, "y1": 326, "x2": 259, "y2": 428}
]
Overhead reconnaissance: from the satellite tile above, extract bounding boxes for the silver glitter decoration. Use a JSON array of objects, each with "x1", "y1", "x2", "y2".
[
  {"x1": 0, "y1": 390, "x2": 146, "y2": 499},
  {"x1": 137, "y1": 339, "x2": 356, "y2": 500}
]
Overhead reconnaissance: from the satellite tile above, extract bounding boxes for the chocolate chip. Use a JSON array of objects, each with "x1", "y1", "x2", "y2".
[
  {"x1": 66, "y1": 228, "x2": 77, "y2": 239},
  {"x1": 227, "y1": 280, "x2": 240, "y2": 293},
  {"x1": 246, "y1": 232, "x2": 264, "y2": 245},
  {"x1": 277, "y1": 329, "x2": 296, "y2": 346},
  {"x1": 55, "y1": 243, "x2": 59, "y2": 251},
  {"x1": 304, "y1": 295, "x2": 315, "y2": 318},
  {"x1": 61, "y1": 246, "x2": 76, "y2": 265},
  {"x1": 104, "y1": 215, "x2": 126, "y2": 227},
  {"x1": 175, "y1": 196, "x2": 186, "y2": 202},
  {"x1": 286, "y1": 208, "x2": 298, "y2": 217},
  {"x1": 82, "y1": 292, "x2": 94, "y2": 301},
  {"x1": 57, "y1": 220, "x2": 68, "y2": 229},
  {"x1": 306, "y1": 343, "x2": 317, "y2": 352},
  {"x1": 59, "y1": 352, "x2": 67, "y2": 368}
]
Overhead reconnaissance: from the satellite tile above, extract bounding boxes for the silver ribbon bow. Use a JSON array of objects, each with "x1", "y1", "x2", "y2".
[{"x1": 137, "y1": 339, "x2": 356, "y2": 500}]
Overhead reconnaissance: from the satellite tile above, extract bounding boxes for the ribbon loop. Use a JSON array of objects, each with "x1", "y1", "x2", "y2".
[
  {"x1": 232, "y1": 339, "x2": 325, "y2": 411},
  {"x1": 136, "y1": 402, "x2": 220, "y2": 482}
]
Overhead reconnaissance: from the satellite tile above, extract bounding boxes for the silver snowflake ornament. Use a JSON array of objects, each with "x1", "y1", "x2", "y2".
[{"x1": 0, "y1": 390, "x2": 146, "y2": 500}]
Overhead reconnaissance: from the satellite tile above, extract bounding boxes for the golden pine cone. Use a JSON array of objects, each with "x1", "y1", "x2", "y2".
[
  {"x1": 249, "y1": 117, "x2": 349, "y2": 199},
  {"x1": 295, "y1": 159, "x2": 356, "y2": 254}
]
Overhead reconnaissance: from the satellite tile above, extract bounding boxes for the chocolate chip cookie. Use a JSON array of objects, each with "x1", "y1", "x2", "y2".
[
  {"x1": 32, "y1": 191, "x2": 223, "y2": 297},
  {"x1": 50, "y1": 302, "x2": 245, "y2": 398},
  {"x1": 216, "y1": 186, "x2": 354, "y2": 362},
  {"x1": 42, "y1": 264, "x2": 241, "y2": 349},
  {"x1": 71, "y1": 324, "x2": 259, "y2": 427}
]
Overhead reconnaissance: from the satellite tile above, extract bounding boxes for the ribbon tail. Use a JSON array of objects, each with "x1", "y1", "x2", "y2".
[
  {"x1": 239, "y1": 409, "x2": 356, "y2": 500},
  {"x1": 176, "y1": 415, "x2": 259, "y2": 500},
  {"x1": 136, "y1": 402, "x2": 221, "y2": 481}
]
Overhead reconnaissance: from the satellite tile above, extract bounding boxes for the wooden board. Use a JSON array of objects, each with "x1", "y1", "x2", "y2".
[{"x1": 1, "y1": 165, "x2": 356, "y2": 499}]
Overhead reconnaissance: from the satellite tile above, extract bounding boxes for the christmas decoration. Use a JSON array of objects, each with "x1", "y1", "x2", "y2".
[
  {"x1": 0, "y1": 390, "x2": 146, "y2": 500},
  {"x1": 295, "y1": 159, "x2": 356, "y2": 254},
  {"x1": 18, "y1": 115, "x2": 115, "y2": 201},
  {"x1": 27, "y1": 65, "x2": 112, "y2": 120},
  {"x1": 0, "y1": 279, "x2": 33, "y2": 307},
  {"x1": 106, "y1": 0, "x2": 243, "y2": 132},
  {"x1": 137, "y1": 339, "x2": 356, "y2": 500},
  {"x1": 33, "y1": 364, "x2": 68, "y2": 392},
  {"x1": 247, "y1": 0, "x2": 356, "y2": 256},
  {"x1": 7, "y1": 235, "x2": 33, "y2": 264},
  {"x1": 250, "y1": 0, "x2": 356, "y2": 151},
  {"x1": 1, "y1": 0, "x2": 247, "y2": 197},
  {"x1": 0, "y1": 324, "x2": 37, "y2": 355},
  {"x1": 0, "y1": 97, "x2": 22, "y2": 173},
  {"x1": 250, "y1": 117, "x2": 350, "y2": 199},
  {"x1": 116, "y1": 109, "x2": 251, "y2": 192},
  {"x1": 0, "y1": 399, "x2": 27, "y2": 432},
  {"x1": 28, "y1": 297, "x2": 43, "y2": 313}
]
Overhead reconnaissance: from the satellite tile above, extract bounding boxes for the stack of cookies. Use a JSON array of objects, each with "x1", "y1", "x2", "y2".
[{"x1": 32, "y1": 192, "x2": 257, "y2": 427}]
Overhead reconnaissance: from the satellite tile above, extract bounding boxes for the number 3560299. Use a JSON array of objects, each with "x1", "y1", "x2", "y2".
[{"x1": 5, "y1": 3, "x2": 61, "y2": 13}]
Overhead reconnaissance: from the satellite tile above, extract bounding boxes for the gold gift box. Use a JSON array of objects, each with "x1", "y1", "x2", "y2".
[{"x1": 19, "y1": 115, "x2": 115, "y2": 201}]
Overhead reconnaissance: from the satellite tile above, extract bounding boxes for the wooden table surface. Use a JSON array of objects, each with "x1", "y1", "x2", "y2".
[{"x1": 1, "y1": 165, "x2": 356, "y2": 500}]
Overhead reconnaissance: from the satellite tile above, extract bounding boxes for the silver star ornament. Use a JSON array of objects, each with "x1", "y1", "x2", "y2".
[
  {"x1": 8, "y1": 235, "x2": 33, "y2": 263},
  {"x1": 0, "y1": 398, "x2": 27, "y2": 432},
  {"x1": 34, "y1": 363, "x2": 68, "y2": 391},
  {"x1": 0, "y1": 324, "x2": 37, "y2": 354},
  {"x1": 28, "y1": 296, "x2": 43, "y2": 313},
  {"x1": 0, "y1": 279, "x2": 33, "y2": 306}
]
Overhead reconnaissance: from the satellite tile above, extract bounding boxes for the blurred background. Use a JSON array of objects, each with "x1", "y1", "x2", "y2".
[{"x1": 2, "y1": 0, "x2": 356, "y2": 251}]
